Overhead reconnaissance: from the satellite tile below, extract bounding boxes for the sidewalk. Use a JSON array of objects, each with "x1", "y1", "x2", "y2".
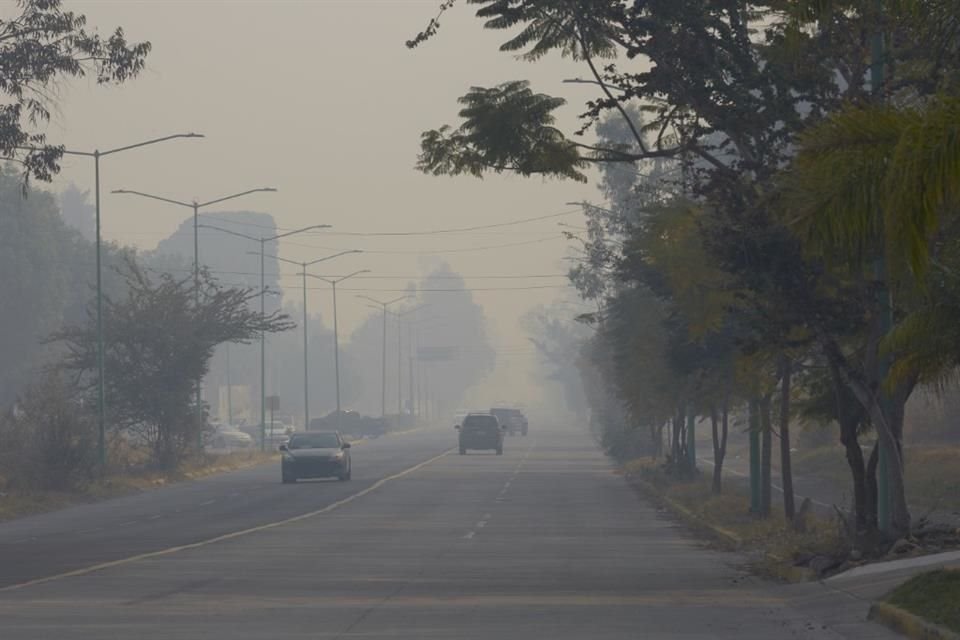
[{"x1": 785, "y1": 550, "x2": 960, "y2": 639}]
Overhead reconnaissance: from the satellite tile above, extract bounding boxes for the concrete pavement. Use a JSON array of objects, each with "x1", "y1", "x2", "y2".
[
  {"x1": 0, "y1": 425, "x2": 901, "y2": 638},
  {"x1": 0, "y1": 428, "x2": 450, "y2": 588}
]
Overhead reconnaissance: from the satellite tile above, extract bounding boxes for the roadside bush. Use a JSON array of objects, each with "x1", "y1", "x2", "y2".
[{"x1": 0, "y1": 373, "x2": 98, "y2": 492}]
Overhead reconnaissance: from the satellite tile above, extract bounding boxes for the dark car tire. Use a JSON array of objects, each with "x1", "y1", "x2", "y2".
[
  {"x1": 522, "y1": 430, "x2": 528, "y2": 437},
  {"x1": 496, "y1": 447, "x2": 503, "y2": 455},
  {"x1": 339, "y1": 464, "x2": 352, "y2": 481},
  {"x1": 459, "y1": 448, "x2": 466, "y2": 455},
  {"x1": 282, "y1": 469, "x2": 296, "y2": 484}
]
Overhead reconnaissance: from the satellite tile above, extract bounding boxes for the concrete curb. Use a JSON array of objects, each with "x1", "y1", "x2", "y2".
[
  {"x1": 626, "y1": 474, "x2": 743, "y2": 548},
  {"x1": 869, "y1": 602, "x2": 960, "y2": 640},
  {"x1": 626, "y1": 473, "x2": 816, "y2": 583}
]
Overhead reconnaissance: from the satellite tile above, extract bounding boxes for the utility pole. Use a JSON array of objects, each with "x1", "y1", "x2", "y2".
[
  {"x1": 303, "y1": 270, "x2": 370, "y2": 430},
  {"x1": 749, "y1": 396, "x2": 761, "y2": 514},
  {"x1": 871, "y1": 0, "x2": 893, "y2": 536},
  {"x1": 19, "y1": 133, "x2": 205, "y2": 468},
  {"x1": 378, "y1": 305, "x2": 427, "y2": 425},
  {"x1": 199, "y1": 223, "x2": 330, "y2": 449},
  {"x1": 257, "y1": 251, "x2": 361, "y2": 431},
  {"x1": 225, "y1": 344, "x2": 233, "y2": 425},
  {"x1": 356, "y1": 295, "x2": 413, "y2": 418}
]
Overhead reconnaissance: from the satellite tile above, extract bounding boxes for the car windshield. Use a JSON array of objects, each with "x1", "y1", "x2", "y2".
[
  {"x1": 463, "y1": 415, "x2": 497, "y2": 429},
  {"x1": 288, "y1": 433, "x2": 340, "y2": 449}
]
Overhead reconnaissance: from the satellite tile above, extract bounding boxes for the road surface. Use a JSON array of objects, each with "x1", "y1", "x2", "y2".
[{"x1": 0, "y1": 425, "x2": 899, "y2": 639}]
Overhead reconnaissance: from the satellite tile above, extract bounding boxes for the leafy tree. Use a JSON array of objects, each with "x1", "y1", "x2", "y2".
[
  {"x1": 0, "y1": 0, "x2": 151, "y2": 183},
  {"x1": 54, "y1": 259, "x2": 293, "y2": 468},
  {"x1": 522, "y1": 302, "x2": 592, "y2": 419},
  {"x1": 59, "y1": 183, "x2": 95, "y2": 241},
  {"x1": 406, "y1": 0, "x2": 927, "y2": 535},
  {"x1": 0, "y1": 166, "x2": 130, "y2": 406}
]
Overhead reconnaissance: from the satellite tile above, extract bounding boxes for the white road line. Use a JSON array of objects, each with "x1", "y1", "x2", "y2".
[
  {"x1": 199, "y1": 499, "x2": 215, "y2": 506},
  {"x1": 119, "y1": 521, "x2": 137, "y2": 527},
  {"x1": 147, "y1": 515, "x2": 162, "y2": 520},
  {"x1": 463, "y1": 531, "x2": 475, "y2": 540},
  {"x1": 477, "y1": 521, "x2": 487, "y2": 528},
  {"x1": 0, "y1": 449, "x2": 452, "y2": 593},
  {"x1": 77, "y1": 528, "x2": 102, "y2": 535}
]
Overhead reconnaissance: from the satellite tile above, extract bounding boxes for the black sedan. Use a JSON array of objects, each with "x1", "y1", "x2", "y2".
[{"x1": 280, "y1": 431, "x2": 352, "y2": 483}]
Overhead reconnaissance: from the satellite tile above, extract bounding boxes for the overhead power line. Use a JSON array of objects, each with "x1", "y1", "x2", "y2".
[
  {"x1": 282, "y1": 235, "x2": 565, "y2": 254},
  {"x1": 196, "y1": 209, "x2": 581, "y2": 237}
]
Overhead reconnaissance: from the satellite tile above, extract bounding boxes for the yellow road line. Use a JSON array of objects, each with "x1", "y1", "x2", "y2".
[{"x1": 0, "y1": 449, "x2": 452, "y2": 593}]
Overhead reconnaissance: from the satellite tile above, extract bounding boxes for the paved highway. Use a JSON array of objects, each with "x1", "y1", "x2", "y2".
[{"x1": 0, "y1": 425, "x2": 898, "y2": 638}]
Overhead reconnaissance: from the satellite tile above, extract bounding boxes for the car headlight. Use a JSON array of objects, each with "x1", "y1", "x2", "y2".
[
  {"x1": 282, "y1": 453, "x2": 295, "y2": 461},
  {"x1": 330, "y1": 451, "x2": 344, "y2": 460}
]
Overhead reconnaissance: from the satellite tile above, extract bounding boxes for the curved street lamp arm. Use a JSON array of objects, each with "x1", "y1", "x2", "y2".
[
  {"x1": 356, "y1": 294, "x2": 386, "y2": 306},
  {"x1": 303, "y1": 269, "x2": 370, "y2": 285},
  {"x1": 248, "y1": 250, "x2": 302, "y2": 268},
  {"x1": 304, "y1": 249, "x2": 362, "y2": 267},
  {"x1": 112, "y1": 189, "x2": 193, "y2": 208},
  {"x1": 197, "y1": 187, "x2": 277, "y2": 208},
  {"x1": 101, "y1": 133, "x2": 204, "y2": 157},
  {"x1": 266, "y1": 224, "x2": 331, "y2": 242},
  {"x1": 198, "y1": 223, "x2": 260, "y2": 243}
]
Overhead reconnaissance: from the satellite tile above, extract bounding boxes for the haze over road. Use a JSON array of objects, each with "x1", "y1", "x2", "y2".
[{"x1": 0, "y1": 427, "x2": 896, "y2": 639}]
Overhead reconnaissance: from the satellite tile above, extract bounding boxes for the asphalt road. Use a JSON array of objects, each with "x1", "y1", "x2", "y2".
[{"x1": 0, "y1": 425, "x2": 899, "y2": 639}]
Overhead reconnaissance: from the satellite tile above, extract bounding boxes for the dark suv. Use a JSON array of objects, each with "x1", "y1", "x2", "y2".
[
  {"x1": 456, "y1": 413, "x2": 504, "y2": 455},
  {"x1": 490, "y1": 408, "x2": 528, "y2": 437}
]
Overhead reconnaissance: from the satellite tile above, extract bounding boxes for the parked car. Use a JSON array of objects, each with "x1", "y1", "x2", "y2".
[
  {"x1": 237, "y1": 421, "x2": 292, "y2": 449},
  {"x1": 490, "y1": 407, "x2": 527, "y2": 436},
  {"x1": 205, "y1": 423, "x2": 254, "y2": 450},
  {"x1": 264, "y1": 421, "x2": 293, "y2": 448},
  {"x1": 456, "y1": 413, "x2": 504, "y2": 455},
  {"x1": 280, "y1": 431, "x2": 352, "y2": 483}
]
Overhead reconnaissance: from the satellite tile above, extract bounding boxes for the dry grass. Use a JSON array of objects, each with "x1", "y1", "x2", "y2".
[
  {"x1": 627, "y1": 458, "x2": 845, "y2": 578},
  {"x1": 905, "y1": 446, "x2": 960, "y2": 515},
  {"x1": 790, "y1": 444, "x2": 960, "y2": 514},
  {"x1": 0, "y1": 450, "x2": 276, "y2": 522}
]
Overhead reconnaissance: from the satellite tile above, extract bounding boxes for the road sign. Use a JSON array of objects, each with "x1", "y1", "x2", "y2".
[{"x1": 266, "y1": 395, "x2": 280, "y2": 412}]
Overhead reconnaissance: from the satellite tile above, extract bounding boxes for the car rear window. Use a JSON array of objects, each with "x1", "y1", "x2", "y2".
[
  {"x1": 463, "y1": 415, "x2": 497, "y2": 428},
  {"x1": 288, "y1": 433, "x2": 340, "y2": 449}
]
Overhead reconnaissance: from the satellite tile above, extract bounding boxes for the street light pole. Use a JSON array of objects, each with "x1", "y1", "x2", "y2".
[
  {"x1": 20, "y1": 132, "x2": 205, "y2": 468},
  {"x1": 304, "y1": 270, "x2": 370, "y2": 430},
  {"x1": 112, "y1": 187, "x2": 277, "y2": 444},
  {"x1": 379, "y1": 305, "x2": 428, "y2": 423},
  {"x1": 256, "y1": 250, "x2": 361, "y2": 431},
  {"x1": 357, "y1": 295, "x2": 413, "y2": 419},
  {"x1": 198, "y1": 223, "x2": 330, "y2": 450}
]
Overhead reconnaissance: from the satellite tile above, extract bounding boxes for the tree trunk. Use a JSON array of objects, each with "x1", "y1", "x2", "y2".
[
  {"x1": 829, "y1": 357, "x2": 870, "y2": 532},
  {"x1": 720, "y1": 397, "x2": 729, "y2": 480},
  {"x1": 749, "y1": 396, "x2": 761, "y2": 514},
  {"x1": 711, "y1": 406, "x2": 722, "y2": 494},
  {"x1": 779, "y1": 357, "x2": 796, "y2": 523},
  {"x1": 818, "y1": 332, "x2": 911, "y2": 537},
  {"x1": 760, "y1": 394, "x2": 773, "y2": 518},
  {"x1": 866, "y1": 441, "x2": 879, "y2": 531},
  {"x1": 671, "y1": 408, "x2": 683, "y2": 469}
]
